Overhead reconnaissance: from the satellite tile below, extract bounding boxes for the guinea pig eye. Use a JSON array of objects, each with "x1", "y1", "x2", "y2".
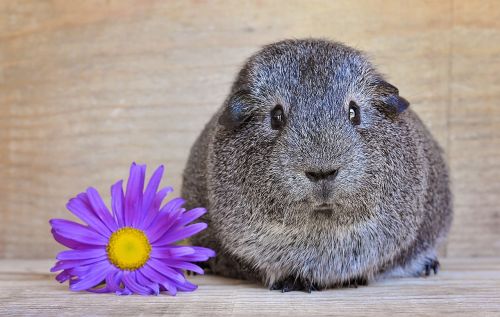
[
  {"x1": 270, "y1": 104, "x2": 286, "y2": 130},
  {"x1": 348, "y1": 101, "x2": 360, "y2": 125}
]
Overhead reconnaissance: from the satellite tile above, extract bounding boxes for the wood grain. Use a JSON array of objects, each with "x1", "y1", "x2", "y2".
[
  {"x1": 446, "y1": 1, "x2": 500, "y2": 256},
  {"x1": 0, "y1": 0, "x2": 498, "y2": 258},
  {"x1": 0, "y1": 258, "x2": 499, "y2": 316}
]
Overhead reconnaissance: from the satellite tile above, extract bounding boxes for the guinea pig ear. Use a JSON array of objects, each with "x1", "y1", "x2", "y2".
[
  {"x1": 218, "y1": 90, "x2": 254, "y2": 129},
  {"x1": 374, "y1": 80, "x2": 410, "y2": 114}
]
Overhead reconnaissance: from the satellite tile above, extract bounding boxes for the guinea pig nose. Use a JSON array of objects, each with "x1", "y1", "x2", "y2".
[{"x1": 305, "y1": 169, "x2": 339, "y2": 182}]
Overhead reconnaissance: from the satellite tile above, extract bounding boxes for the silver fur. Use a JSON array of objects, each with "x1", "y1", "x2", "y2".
[{"x1": 181, "y1": 39, "x2": 453, "y2": 291}]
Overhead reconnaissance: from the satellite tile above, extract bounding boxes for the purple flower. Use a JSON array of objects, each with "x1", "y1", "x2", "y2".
[{"x1": 50, "y1": 163, "x2": 215, "y2": 296}]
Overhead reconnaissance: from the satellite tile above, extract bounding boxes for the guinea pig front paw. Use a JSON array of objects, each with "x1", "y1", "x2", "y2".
[
  {"x1": 269, "y1": 276, "x2": 319, "y2": 293},
  {"x1": 423, "y1": 257, "x2": 440, "y2": 276},
  {"x1": 341, "y1": 276, "x2": 368, "y2": 288}
]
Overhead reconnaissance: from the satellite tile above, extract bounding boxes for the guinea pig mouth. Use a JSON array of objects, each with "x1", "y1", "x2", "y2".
[{"x1": 313, "y1": 203, "x2": 335, "y2": 213}]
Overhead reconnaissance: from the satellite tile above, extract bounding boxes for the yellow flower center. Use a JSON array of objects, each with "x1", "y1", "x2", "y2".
[{"x1": 106, "y1": 227, "x2": 152, "y2": 271}]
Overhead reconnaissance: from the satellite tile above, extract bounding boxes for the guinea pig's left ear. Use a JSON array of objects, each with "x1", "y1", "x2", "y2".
[
  {"x1": 218, "y1": 90, "x2": 254, "y2": 129},
  {"x1": 374, "y1": 80, "x2": 410, "y2": 114}
]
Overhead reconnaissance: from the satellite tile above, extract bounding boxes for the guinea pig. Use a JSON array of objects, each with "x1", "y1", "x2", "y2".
[{"x1": 181, "y1": 39, "x2": 452, "y2": 292}]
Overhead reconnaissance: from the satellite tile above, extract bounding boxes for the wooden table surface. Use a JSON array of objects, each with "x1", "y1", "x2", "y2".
[{"x1": 0, "y1": 258, "x2": 499, "y2": 316}]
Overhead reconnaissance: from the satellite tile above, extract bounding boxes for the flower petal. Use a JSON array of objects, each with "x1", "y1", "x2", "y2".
[
  {"x1": 122, "y1": 271, "x2": 153, "y2": 295},
  {"x1": 140, "y1": 263, "x2": 169, "y2": 283},
  {"x1": 150, "y1": 246, "x2": 195, "y2": 259},
  {"x1": 161, "y1": 260, "x2": 204, "y2": 275},
  {"x1": 146, "y1": 207, "x2": 184, "y2": 243},
  {"x1": 176, "y1": 280, "x2": 198, "y2": 292},
  {"x1": 174, "y1": 207, "x2": 207, "y2": 228},
  {"x1": 56, "y1": 248, "x2": 106, "y2": 261},
  {"x1": 192, "y1": 246, "x2": 216, "y2": 258},
  {"x1": 50, "y1": 219, "x2": 108, "y2": 245},
  {"x1": 51, "y1": 229, "x2": 95, "y2": 250},
  {"x1": 175, "y1": 247, "x2": 216, "y2": 262},
  {"x1": 60, "y1": 265, "x2": 93, "y2": 279},
  {"x1": 136, "y1": 269, "x2": 160, "y2": 295},
  {"x1": 124, "y1": 163, "x2": 146, "y2": 226},
  {"x1": 152, "y1": 223, "x2": 208, "y2": 246},
  {"x1": 51, "y1": 256, "x2": 108, "y2": 272},
  {"x1": 141, "y1": 165, "x2": 164, "y2": 215},
  {"x1": 106, "y1": 270, "x2": 123, "y2": 293},
  {"x1": 111, "y1": 180, "x2": 125, "y2": 227},
  {"x1": 156, "y1": 187, "x2": 173, "y2": 205},
  {"x1": 146, "y1": 259, "x2": 185, "y2": 284},
  {"x1": 66, "y1": 195, "x2": 111, "y2": 236},
  {"x1": 70, "y1": 261, "x2": 113, "y2": 291},
  {"x1": 140, "y1": 264, "x2": 179, "y2": 296},
  {"x1": 118, "y1": 287, "x2": 133, "y2": 296},
  {"x1": 160, "y1": 280, "x2": 177, "y2": 296},
  {"x1": 86, "y1": 268, "x2": 122, "y2": 294},
  {"x1": 55, "y1": 270, "x2": 71, "y2": 283},
  {"x1": 139, "y1": 186, "x2": 173, "y2": 230},
  {"x1": 160, "y1": 197, "x2": 185, "y2": 215},
  {"x1": 86, "y1": 187, "x2": 118, "y2": 232}
]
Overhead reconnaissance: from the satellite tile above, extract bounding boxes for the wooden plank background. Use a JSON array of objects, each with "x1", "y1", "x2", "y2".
[{"x1": 0, "y1": 0, "x2": 498, "y2": 259}]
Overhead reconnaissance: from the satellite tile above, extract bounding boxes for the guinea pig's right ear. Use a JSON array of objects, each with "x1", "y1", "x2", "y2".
[
  {"x1": 218, "y1": 90, "x2": 254, "y2": 129},
  {"x1": 373, "y1": 80, "x2": 410, "y2": 114}
]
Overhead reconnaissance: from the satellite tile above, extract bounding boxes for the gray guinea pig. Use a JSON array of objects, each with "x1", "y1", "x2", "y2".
[{"x1": 181, "y1": 39, "x2": 452, "y2": 292}]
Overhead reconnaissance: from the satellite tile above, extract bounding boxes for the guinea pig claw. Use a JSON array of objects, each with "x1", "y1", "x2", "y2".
[
  {"x1": 343, "y1": 277, "x2": 368, "y2": 288},
  {"x1": 270, "y1": 276, "x2": 318, "y2": 293},
  {"x1": 423, "y1": 258, "x2": 440, "y2": 276},
  {"x1": 347, "y1": 280, "x2": 358, "y2": 288}
]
